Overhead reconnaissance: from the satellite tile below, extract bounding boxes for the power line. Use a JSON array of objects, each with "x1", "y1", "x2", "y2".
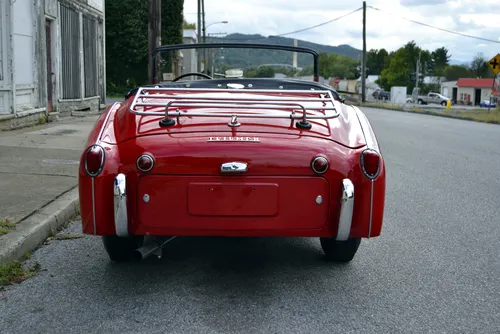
[
  {"x1": 206, "y1": 7, "x2": 363, "y2": 41},
  {"x1": 369, "y1": 5, "x2": 500, "y2": 44},
  {"x1": 272, "y1": 7, "x2": 362, "y2": 37}
]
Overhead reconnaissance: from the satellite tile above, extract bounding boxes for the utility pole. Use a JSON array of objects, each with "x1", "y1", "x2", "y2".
[
  {"x1": 361, "y1": 1, "x2": 366, "y2": 102},
  {"x1": 415, "y1": 51, "x2": 421, "y2": 89},
  {"x1": 202, "y1": 0, "x2": 206, "y2": 44},
  {"x1": 148, "y1": 0, "x2": 161, "y2": 83},
  {"x1": 202, "y1": 0, "x2": 207, "y2": 73},
  {"x1": 197, "y1": 0, "x2": 202, "y2": 72}
]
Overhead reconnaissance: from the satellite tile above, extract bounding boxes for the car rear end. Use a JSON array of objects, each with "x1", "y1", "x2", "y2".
[{"x1": 79, "y1": 87, "x2": 385, "y2": 262}]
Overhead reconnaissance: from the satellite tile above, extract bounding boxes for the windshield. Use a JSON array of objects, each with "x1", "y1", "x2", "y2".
[{"x1": 152, "y1": 43, "x2": 319, "y2": 83}]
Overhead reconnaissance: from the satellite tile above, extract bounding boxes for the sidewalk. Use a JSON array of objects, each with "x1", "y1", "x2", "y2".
[{"x1": 0, "y1": 113, "x2": 99, "y2": 263}]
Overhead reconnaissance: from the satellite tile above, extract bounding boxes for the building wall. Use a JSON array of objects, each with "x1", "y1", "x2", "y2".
[
  {"x1": 440, "y1": 81, "x2": 457, "y2": 98},
  {"x1": 480, "y1": 88, "x2": 492, "y2": 102},
  {"x1": 456, "y1": 87, "x2": 492, "y2": 105},
  {"x1": 0, "y1": 0, "x2": 105, "y2": 118},
  {"x1": 55, "y1": 0, "x2": 105, "y2": 113},
  {"x1": 13, "y1": 0, "x2": 37, "y2": 112},
  {"x1": 457, "y1": 87, "x2": 473, "y2": 104},
  {"x1": 180, "y1": 30, "x2": 198, "y2": 79},
  {"x1": 0, "y1": 0, "x2": 8, "y2": 114}
]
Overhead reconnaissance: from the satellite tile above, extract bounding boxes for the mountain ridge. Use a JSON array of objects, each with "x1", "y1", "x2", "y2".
[{"x1": 212, "y1": 33, "x2": 362, "y2": 59}]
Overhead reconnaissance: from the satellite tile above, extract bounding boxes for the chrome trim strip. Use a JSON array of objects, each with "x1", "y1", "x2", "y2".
[
  {"x1": 97, "y1": 102, "x2": 118, "y2": 143},
  {"x1": 128, "y1": 87, "x2": 340, "y2": 126},
  {"x1": 136, "y1": 93, "x2": 334, "y2": 102},
  {"x1": 114, "y1": 173, "x2": 129, "y2": 237},
  {"x1": 134, "y1": 86, "x2": 336, "y2": 94},
  {"x1": 336, "y1": 179, "x2": 355, "y2": 241},
  {"x1": 368, "y1": 180, "x2": 374, "y2": 239},
  {"x1": 134, "y1": 101, "x2": 336, "y2": 116},
  {"x1": 91, "y1": 177, "x2": 96, "y2": 235}
]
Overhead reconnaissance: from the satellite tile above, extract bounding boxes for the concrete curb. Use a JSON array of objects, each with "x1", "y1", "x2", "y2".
[{"x1": 0, "y1": 187, "x2": 80, "y2": 264}]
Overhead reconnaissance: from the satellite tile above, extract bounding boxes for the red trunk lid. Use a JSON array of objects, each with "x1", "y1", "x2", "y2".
[{"x1": 109, "y1": 90, "x2": 367, "y2": 149}]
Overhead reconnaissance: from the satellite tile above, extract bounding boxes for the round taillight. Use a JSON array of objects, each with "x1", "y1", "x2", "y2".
[
  {"x1": 84, "y1": 145, "x2": 105, "y2": 177},
  {"x1": 360, "y1": 149, "x2": 381, "y2": 179},
  {"x1": 311, "y1": 156, "x2": 329, "y2": 174},
  {"x1": 137, "y1": 154, "x2": 154, "y2": 172}
]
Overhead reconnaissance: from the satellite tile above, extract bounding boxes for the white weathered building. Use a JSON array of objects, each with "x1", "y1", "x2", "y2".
[{"x1": 0, "y1": 0, "x2": 106, "y2": 127}]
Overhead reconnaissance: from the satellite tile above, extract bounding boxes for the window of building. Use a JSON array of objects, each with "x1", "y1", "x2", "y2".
[
  {"x1": 83, "y1": 15, "x2": 98, "y2": 98},
  {"x1": 60, "y1": 4, "x2": 81, "y2": 99}
]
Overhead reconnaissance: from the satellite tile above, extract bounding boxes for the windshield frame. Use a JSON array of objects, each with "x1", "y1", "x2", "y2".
[{"x1": 151, "y1": 42, "x2": 320, "y2": 83}]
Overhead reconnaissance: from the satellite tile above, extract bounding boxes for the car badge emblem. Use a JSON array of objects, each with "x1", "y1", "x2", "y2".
[
  {"x1": 207, "y1": 136, "x2": 260, "y2": 142},
  {"x1": 221, "y1": 162, "x2": 248, "y2": 173}
]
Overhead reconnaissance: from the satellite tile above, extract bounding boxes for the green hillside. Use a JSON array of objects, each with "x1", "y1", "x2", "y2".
[{"x1": 207, "y1": 33, "x2": 361, "y2": 70}]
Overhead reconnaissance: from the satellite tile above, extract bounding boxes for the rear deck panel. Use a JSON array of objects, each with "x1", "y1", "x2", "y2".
[{"x1": 136, "y1": 175, "x2": 332, "y2": 231}]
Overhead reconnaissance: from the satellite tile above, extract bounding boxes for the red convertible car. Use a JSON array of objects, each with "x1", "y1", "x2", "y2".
[{"x1": 78, "y1": 43, "x2": 386, "y2": 263}]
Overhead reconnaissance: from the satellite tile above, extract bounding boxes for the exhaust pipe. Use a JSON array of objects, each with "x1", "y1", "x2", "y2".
[{"x1": 132, "y1": 236, "x2": 177, "y2": 261}]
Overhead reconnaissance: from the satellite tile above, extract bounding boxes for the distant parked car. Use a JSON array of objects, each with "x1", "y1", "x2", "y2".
[
  {"x1": 372, "y1": 89, "x2": 390, "y2": 100},
  {"x1": 413, "y1": 92, "x2": 450, "y2": 106},
  {"x1": 479, "y1": 100, "x2": 497, "y2": 108}
]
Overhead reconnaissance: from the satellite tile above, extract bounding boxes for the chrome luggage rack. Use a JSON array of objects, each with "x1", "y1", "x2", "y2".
[{"x1": 129, "y1": 86, "x2": 340, "y2": 129}]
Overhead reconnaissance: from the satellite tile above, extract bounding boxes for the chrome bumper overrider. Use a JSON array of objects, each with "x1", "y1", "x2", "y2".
[
  {"x1": 114, "y1": 173, "x2": 129, "y2": 237},
  {"x1": 336, "y1": 179, "x2": 354, "y2": 241}
]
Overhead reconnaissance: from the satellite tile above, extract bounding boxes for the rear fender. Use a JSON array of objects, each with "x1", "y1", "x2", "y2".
[
  {"x1": 347, "y1": 106, "x2": 386, "y2": 238},
  {"x1": 79, "y1": 102, "x2": 124, "y2": 235}
]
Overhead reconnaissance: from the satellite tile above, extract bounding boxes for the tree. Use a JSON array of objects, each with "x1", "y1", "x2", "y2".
[
  {"x1": 183, "y1": 19, "x2": 195, "y2": 29},
  {"x1": 104, "y1": 0, "x2": 185, "y2": 94},
  {"x1": 161, "y1": 0, "x2": 184, "y2": 45},
  {"x1": 366, "y1": 48, "x2": 389, "y2": 75},
  {"x1": 443, "y1": 65, "x2": 472, "y2": 81},
  {"x1": 469, "y1": 52, "x2": 494, "y2": 78},
  {"x1": 376, "y1": 48, "x2": 410, "y2": 91},
  {"x1": 431, "y1": 47, "x2": 451, "y2": 76},
  {"x1": 105, "y1": 0, "x2": 149, "y2": 93},
  {"x1": 318, "y1": 52, "x2": 359, "y2": 80},
  {"x1": 244, "y1": 66, "x2": 276, "y2": 78}
]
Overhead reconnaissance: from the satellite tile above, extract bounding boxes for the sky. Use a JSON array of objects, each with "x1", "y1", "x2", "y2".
[{"x1": 183, "y1": 0, "x2": 500, "y2": 64}]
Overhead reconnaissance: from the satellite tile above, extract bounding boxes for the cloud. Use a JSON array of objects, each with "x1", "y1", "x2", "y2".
[
  {"x1": 183, "y1": 0, "x2": 500, "y2": 62},
  {"x1": 399, "y1": 0, "x2": 448, "y2": 6}
]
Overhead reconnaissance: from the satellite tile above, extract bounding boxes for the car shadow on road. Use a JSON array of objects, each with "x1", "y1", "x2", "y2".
[{"x1": 98, "y1": 236, "x2": 359, "y2": 296}]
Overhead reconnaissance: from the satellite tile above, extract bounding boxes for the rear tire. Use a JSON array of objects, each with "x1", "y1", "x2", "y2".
[
  {"x1": 102, "y1": 235, "x2": 144, "y2": 262},
  {"x1": 320, "y1": 237, "x2": 361, "y2": 263}
]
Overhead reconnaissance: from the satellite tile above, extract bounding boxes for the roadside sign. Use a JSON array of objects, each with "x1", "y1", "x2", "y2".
[
  {"x1": 487, "y1": 54, "x2": 500, "y2": 75},
  {"x1": 162, "y1": 73, "x2": 174, "y2": 81}
]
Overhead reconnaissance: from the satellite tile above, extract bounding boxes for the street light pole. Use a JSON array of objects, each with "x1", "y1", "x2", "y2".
[{"x1": 203, "y1": 21, "x2": 228, "y2": 75}]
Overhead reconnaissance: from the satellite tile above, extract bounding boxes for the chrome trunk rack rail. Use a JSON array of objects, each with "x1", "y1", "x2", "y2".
[{"x1": 129, "y1": 86, "x2": 339, "y2": 129}]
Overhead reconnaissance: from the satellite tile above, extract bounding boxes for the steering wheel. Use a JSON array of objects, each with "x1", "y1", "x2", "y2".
[{"x1": 172, "y1": 72, "x2": 213, "y2": 82}]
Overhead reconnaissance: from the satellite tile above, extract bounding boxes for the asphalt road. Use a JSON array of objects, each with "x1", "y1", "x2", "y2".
[{"x1": 1, "y1": 107, "x2": 500, "y2": 333}]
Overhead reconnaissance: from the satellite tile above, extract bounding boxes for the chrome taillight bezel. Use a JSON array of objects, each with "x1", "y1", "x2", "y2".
[
  {"x1": 360, "y1": 148, "x2": 381, "y2": 180},
  {"x1": 311, "y1": 156, "x2": 329, "y2": 174},
  {"x1": 136, "y1": 154, "x2": 155, "y2": 172},
  {"x1": 84, "y1": 144, "x2": 105, "y2": 177}
]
